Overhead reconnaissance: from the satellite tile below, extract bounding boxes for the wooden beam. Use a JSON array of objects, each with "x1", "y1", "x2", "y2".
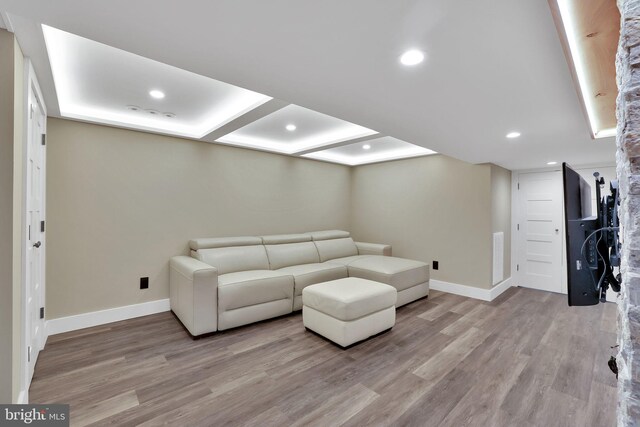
[{"x1": 548, "y1": 0, "x2": 619, "y2": 138}]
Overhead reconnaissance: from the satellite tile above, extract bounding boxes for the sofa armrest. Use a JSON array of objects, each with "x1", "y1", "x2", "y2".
[
  {"x1": 355, "y1": 241, "x2": 392, "y2": 256},
  {"x1": 169, "y1": 256, "x2": 218, "y2": 336}
]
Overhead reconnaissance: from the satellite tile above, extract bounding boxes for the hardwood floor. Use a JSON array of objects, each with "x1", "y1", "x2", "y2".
[{"x1": 30, "y1": 287, "x2": 618, "y2": 427}]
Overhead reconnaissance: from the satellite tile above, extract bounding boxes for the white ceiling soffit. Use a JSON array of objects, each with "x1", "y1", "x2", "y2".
[
  {"x1": 216, "y1": 104, "x2": 378, "y2": 155},
  {"x1": 304, "y1": 136, "x2": 436, "y2": 166},
  {"x1": 41, "y1": 25, "x2": 271, "y2": 139}
]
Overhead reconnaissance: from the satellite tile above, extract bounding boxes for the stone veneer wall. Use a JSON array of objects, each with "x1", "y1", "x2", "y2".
[{"x1": 617, "y1": 0, "x2": 640, "y2": 424}]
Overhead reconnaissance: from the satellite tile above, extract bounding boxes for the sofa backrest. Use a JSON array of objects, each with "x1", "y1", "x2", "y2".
[
  {"x1": 187, "y1": 230, "x2": 358, "y2": 273},
  {"x1": 189, "y1": 236, "x2": 270, "y2": 275},
  {"x1": 307, "y1": 230, "x2": 358, "y2": 262},
  {"x1": 262, "y1": 234, "x2": 320, "y2": 270}
]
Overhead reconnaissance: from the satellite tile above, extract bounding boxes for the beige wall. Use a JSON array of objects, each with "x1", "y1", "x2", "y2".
[
  {"x1": 46, "y1": 118, "x2": 352, "y2": 318},
  {"x1": 490, "y1": 164, "x2": 512, "y2": 282},
  {"x1": 350, "y1": 155, "x2": 495, "y2": 289}
]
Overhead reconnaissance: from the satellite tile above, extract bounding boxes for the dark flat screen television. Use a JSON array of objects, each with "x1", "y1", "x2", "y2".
[
  {"x1": 563, "y1": 162, "x2": 620, "y2": 306},
  {"x1": 562, "y1": 163, "x2": 600, "y2": 306}
]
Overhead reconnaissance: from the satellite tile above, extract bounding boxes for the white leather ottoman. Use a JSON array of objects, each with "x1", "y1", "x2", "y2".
[{"x1": 302, "y1": 277, "x2": 397, "y2": 347}]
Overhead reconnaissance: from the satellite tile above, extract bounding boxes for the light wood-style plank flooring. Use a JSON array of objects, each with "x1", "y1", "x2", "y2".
[{"x1": 30, "y1": 287, "x2": 618, "y2": 426}]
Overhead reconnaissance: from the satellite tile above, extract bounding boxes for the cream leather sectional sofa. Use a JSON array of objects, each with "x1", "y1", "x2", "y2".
[{"x1": 169, "y1": 230, "x2": 429, "y2": 336}]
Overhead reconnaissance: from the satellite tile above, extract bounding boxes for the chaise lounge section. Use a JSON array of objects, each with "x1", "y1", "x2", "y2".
[{"x1": 169, "y1": 230, "x2": 429, "y2": 336}]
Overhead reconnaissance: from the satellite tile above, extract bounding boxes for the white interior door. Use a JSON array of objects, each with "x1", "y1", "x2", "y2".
[
  {"x1": 516, "y1": 171, "x2": 563, "y2": 293},
  {"x1": 24, "y1": 78, "x2": 46, "y2": 387}
]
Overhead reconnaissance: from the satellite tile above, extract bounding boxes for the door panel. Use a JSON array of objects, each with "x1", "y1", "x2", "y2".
[
  {"x1": 517, "y1": 172, "x2": 563, "y2": 293},
  {"x1": 25, "y1": 88, "x2": 46, "y2": 384}
]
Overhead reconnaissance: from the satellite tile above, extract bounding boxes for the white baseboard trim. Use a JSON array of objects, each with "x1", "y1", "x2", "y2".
[
  {"x1": 16, "y1": 389, "x2": 28, "y2": 404},
  {"x1": 490, "y1": 277, "x2": 514, "y2": 301},
  {"x1": 46, "y1": 298, "x2": 170, "y2": 336},
  {"x1": 430, "y1": 277, "x2": 513, "y2": 302}
]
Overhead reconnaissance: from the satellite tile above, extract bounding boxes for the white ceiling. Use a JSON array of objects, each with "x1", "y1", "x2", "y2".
[
  {"x1": 0, "y1": 0, "x2": 617, "y2": 170},
  {"x1": 304, "y1": 136, "x2": 436, "y2": 166},
  {"x1": 217, "y1": 104, "x2": 377, "y2": 154}
]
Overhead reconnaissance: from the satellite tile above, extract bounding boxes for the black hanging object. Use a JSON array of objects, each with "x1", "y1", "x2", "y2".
[{"x1": 608, "y1": 356, "x2": 618, "y2": 379}]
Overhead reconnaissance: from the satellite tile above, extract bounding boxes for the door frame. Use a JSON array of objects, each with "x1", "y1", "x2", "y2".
[{"x1": 19, "y1": 59, "x2": 47, "y2": 404}]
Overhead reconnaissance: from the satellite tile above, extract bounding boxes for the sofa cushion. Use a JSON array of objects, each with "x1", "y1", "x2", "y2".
[
  {"x1": 346, "y1": 256, "x2": 430, "y2": 292},
  {"x1": 195, "y1": 245, "x2": 270, "y2": 275},
  {"x1": 218, "y1": 270, "x2": 294, "y2": 311},
  {"x1": 326, "y1": 255, "x2": 374, "y2": 266},
  {"x1": 190, "y1": 236, "x2": 262, "y2": 250},
  {"x1": 261, "y1": 233, "x2": 311, "y2": 244},
  {"x1": 306, "y1": 230, "x2": 351, "y2": 241},
  {"x1": 278, "y1": 263, "x2": 348, "y2": 296},
  {"x1": 265, "y1": 242, "x2": 320, "y2": 270},
  {"x1": 303, "y1": 278, "x2": 397, "y2": 321},
  {"x1": 314, "y1": 238, "x2": 359, "y2": 262}
]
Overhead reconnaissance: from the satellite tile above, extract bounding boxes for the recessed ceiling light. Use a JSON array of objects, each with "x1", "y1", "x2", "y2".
[
  {"x1": 286, "y1": 124, "x2": 297, "y2": 131},
  {"x1": 145, "y1": 109, "x2": 160, "y2": 115},
  {"x1": 400, "y1": 50, "x2": 425, "y2": 66},
  {"x1": 362, "y1": 144, "x2": 371, "y2": 150},
  {"x1": 163, "y1": 112, "x2": 176, "y2": 118},
  {"x1": 149, "y1": 89, "x2": 165, "y2": 99},
  {"x1": 506, "y1": 132, "x2": 521, "y2": 139},
  {"x1": 547, "y1": 161, "x2": 558, "y2": 165},
  {"x1": 126, "y1": 105, "x2": 140, "y2": 111}
]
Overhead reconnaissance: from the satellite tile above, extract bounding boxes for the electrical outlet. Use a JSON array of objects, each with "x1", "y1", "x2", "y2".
[
  {"x1": 140, "y1": 277, "x2": 149, "y2": 289},
  {"x1": 432, "y1": 261, "x2": 439, "y2": 270}
]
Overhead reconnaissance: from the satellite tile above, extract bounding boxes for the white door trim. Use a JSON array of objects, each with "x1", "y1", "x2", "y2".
[
  {"x1": 511, "y1": 171, "x2": 519, "y2": 287},
  {"x1": 19, "y1": 59, "x2": 47, "y2": 404}
]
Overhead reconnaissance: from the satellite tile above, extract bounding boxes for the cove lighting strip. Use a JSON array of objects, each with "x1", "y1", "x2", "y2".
[
  {"x1": 217, "y1": 126, "x2": 378, "y2": 155},
  {"x1": 557, "y1": 0, "x2": 616, "y2": 139},
  {"x1": 304, "y1": 145, "x2": 436, "y2": 166}
]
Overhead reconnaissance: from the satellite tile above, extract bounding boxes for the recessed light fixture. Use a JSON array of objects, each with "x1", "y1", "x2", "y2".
[
  {"x1": 145, "y1": 109, "x2": 160, "y2": 115},
  {"x1": 149, "y1": 89, "x2": 165, "y2": 99},
  {"x1": 400, "y1": 49, "x2": 425, "y2": 66},
  {"x1": 126, "y1": 105, "x2": 140, "y2": 111},
  {"x1": 506, "y1": 132, "x2": 521, "y2": 139},
  {"x1": 362, "y1": 144, "x2": 371, "y2": 150},
  {"x1": 286, "y1": 124, "x2": 297, "y2": 132},
  {"x1": 547, "y1": 161, "x2": 558, "y2": 165},
  {"x1": 163, "y1": 112, "x2": 176, "y2": 118}
]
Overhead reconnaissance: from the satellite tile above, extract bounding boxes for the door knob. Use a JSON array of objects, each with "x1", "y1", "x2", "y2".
[{"x1": 33, "y1": 241, "x2": 41, "y2": 248}]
